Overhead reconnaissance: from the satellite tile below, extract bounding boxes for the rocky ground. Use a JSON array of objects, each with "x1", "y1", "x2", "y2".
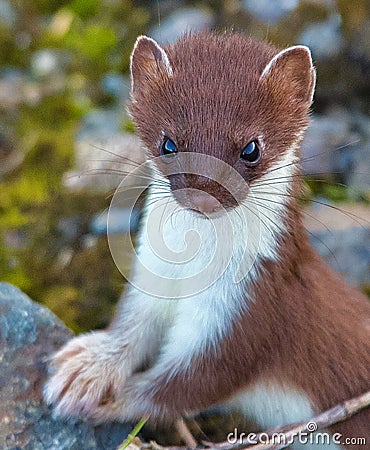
[
  {"x1": 0, "y1": 283, "x2": 132, "y2": 450},
  {"x1": 304, "y1": 203, "x2": 370, "y2": 287}
]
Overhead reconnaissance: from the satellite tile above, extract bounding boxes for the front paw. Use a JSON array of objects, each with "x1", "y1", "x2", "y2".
[{"x1": 43, "y1": 331, "x2": 128, "y2": 422}]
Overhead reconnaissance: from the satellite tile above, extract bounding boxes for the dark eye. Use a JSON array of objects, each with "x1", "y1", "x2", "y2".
[
  {"x1": 161, "y1": 138, "x2": 178, "y2": 156},
  {"x1": 240, "y1": 140, "x2": 261, "y2": 165}
]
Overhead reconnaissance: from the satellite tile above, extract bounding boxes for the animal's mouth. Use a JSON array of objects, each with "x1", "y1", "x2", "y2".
[
  {"x1": 168, "y1": 172, "x2": 247, "y2": 215},
  {"x1": 172, "y1": 189, "x2": 241, "y2": 217},
  {"x1": 187, "y1": 207, "x2": 229, "y2": 219}
]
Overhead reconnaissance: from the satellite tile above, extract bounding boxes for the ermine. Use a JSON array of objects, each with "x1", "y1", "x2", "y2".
[{"x1": 44, "y1": 33, "x2": 370, "y2": 449}]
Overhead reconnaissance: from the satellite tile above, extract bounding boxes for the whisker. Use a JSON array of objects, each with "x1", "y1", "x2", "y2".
[
  {"x1": 240, "y1": 200, "x2": 279, "y2": 235},
  {"x1": 145, "y1": 195, "x2": 175, "y2": 213},
  {"x1": 249, "y1": 139, "x2": 363, "y2": 184},
  {"x1": 160, "y1": 197, "x2": 173, "y2": 231},
  {"x1": 249, "y1": 159, "x2": 300, "y2": 183},
  {"x1": 244, "y1": 197, "x2": 342, "y2": 268},
  {"x1": 169, "y1": 203, "x2": 183, "y2": 228},
  {"x1": 298, "y1": 138, "x2": 361, "y2": 164},
  {"x1": 250, "y1": 193, "x2": 334, "y2": 235},
  {"x1": 86, "y1": 158, "x2": 144, "y2": 172},
  {"x1": 70, "y1": 169, "x2": 170, "y2": 188},
  {"x1": 253, "y1": 173, "x2": 370, "y2": 188},
  {"x1": 87, "y1": 143, "x2": 145, "y2": 167},
  {"x1": 305, "y1": 229, "x2": 343, "y2": 272},
  {"x1": 109, "y1": 188, "x2": 172, "y2": 209},
  {"x1": 250, "y1": 191, "x2": 369, "y2": 229},
  {"x1": 113, "y1": 184, "x2": 170, "y2": 195}
]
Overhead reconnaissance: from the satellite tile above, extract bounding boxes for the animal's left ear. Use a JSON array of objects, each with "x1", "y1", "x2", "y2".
[
  {"x1": 130, "y1": 35, "x2": 173, "y2": 97},
  {"x1": 259, "y1": 46, "x2": 316, "y2": 105}
]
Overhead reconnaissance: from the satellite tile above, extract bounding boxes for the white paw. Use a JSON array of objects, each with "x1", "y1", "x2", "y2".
[{"x1": 43, "y1": 331, "x2": 128, "y2": 422}]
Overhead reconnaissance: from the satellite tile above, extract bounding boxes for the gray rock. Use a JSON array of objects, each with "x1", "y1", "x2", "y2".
[
  {"x1": 63, "y1": 132, "x2": 145, "y2": 192},
  {"x1": 91, "y1": 207, "x2": 140, "y2": 235},
  {"x1": 149, "y1": 7, "x2": 214, "y2": 44},
  {"x1": 30, "y1": 50, "x2": 70, "y2": 79},
  {"x1": 0, "y1": 0, "x2": 15, "y2": 26},
  {"x1": 346, "y1": 113, "x2": 370, "y2": 193},
  {"x1": 101, "y1": 74, "x2": 130, "y2": 103},
  {"x1": 76, "y1": 109, "x2": 122, "y2": 142},
  {"x1": 310, "y1": 227, "x2": 370, "y2": 287},
  {"x1": 242, "y1": 0, "x2": 299, "y2": 24},
  {"x1": 304, "y1": 203, "x2": 370, "y2": 287},
  {"x1": 301, "y1": 109, "x2": 370, "y2": 194},
  {"x1": 299, "y1": 14, "x2": 344, "y2": 59},
  {"x1": 301, "y1": 110, "x2": 353, "y2": 176},
  {"x1": 0, "y1": 283, "x2": 132, "y2": 449},
  {"x1": 0, "y1": 68, "x2": 26, "y2": 110}
]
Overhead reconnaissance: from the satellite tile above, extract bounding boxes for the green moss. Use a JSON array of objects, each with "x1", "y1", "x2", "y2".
[
  {"x1": 304, "y1": 176, "x2": 368, "y2": 204},
  {"x1": 69, "y1": 0, "x2": 100, "y2": 19},
  {"x1": 122, "y1": 118, "x2": 136, "y2": 133},
  {"x1": 362, "y1": 283, "x2": 370, "y2": 298}
]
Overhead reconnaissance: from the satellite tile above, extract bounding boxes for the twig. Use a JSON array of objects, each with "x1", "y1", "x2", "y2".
[
  {"x1": 203, "y1": 390, "x2": 370, "y2": 450},
  {"x1": 176, "y1": 418, "x2": 198, "y2": 449},
  {"x1": 138, "y1": 390, "x2": 370, "y2": 450}
]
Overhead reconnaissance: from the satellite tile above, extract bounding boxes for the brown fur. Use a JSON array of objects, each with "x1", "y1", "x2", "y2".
[
  {"x1": 129, "y1": 33, "x2": 312, "y2": 192},
  {"x1": 45, "y1": 32, "x2": 370, "y2": 449},
  {"x1": 124, "y1": 204, "x2": 370, "y2": 447},
  {"x1": 128, "y1": 32, "x2": 370, "y2": 447}
]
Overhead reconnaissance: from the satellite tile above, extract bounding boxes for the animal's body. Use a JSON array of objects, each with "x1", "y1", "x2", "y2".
[{"x1": 44, "y1": 33, "x2": 370, "y2": 449}]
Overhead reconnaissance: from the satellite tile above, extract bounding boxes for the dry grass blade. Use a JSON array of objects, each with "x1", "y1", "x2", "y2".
[{"x1": 176, "y1": 418, "x2": 198, "y2": 449}]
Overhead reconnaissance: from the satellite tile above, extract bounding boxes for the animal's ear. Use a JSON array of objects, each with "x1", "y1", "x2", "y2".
[
  {"x1": 130, "y1": 35, "x2": 173, "y2": 96},
  {"x1": 259, "y1": 46, "x2": 316, "y2": 105}
]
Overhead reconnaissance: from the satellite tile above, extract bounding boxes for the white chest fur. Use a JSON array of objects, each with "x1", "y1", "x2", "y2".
[
  {"x1": 124, "y1": 146, "x2": 297, "y2": 365},
  {"x1": 227, "y1": 381, "x2": 314, "y2": 428}
]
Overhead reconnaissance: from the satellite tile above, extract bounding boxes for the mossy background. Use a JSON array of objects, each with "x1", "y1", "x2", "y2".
[
  {"x1": 0, "y1": 0, "x2": 369, "y2": 333},
  {"x1": 0, "y1": 0, "x2": 149, "y2": 331}
]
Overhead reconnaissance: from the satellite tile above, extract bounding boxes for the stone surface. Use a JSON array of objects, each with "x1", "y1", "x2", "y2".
[
  {"x1": 91, "y1": 207, "x2": 140, "y2": 235},
  {"x1": 0, "y1": 283, "x2": 131, "y2": 450},
  {"x1": 30, "y1": 49, "x2": 70, "y2": 79},
  {"x1": 310, "y1": 226, "x2": 369, "y2": 288},
  {"x1": 0, "y1": 68, "x2": 26, "y2": 110},
  {"x1": 301, "y1": 109, "x2": 370, "y2": 193},
  {"x1": 299, "y1": 14, "x2": 344, "y2": 59},
  {"x1": 63, "y1": 132, "x2": 145, "y2": 192},
  {"x1": 0, "y1": 0, "x2": 15, "y2": 26},
  {"x1": 304, "y1": 203, "x2": 370, "y2": 287},
  {"x1": 149, "y1": 7, "x2": 214, "y2": 44},
  {"x1": 242, "y1": 0, "x2": 299, "y2": 23}
]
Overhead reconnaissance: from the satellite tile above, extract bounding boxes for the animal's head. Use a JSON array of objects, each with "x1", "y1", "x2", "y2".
[{"x1": 128, "y1": 32, "x2": 315, "y2": 217}]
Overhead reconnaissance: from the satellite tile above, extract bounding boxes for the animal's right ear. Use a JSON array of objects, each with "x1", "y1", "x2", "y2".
[
  {"x1": 130, "y1": 36, "x2": 173, "y2": 97},
  {"x1": 259, "y1": 45, "x2": 316, "y2": 106}
]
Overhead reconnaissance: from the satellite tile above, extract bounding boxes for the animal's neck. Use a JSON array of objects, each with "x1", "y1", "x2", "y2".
[{"x1": 137, "y1": 191, "x2": 306, "y2": 299}]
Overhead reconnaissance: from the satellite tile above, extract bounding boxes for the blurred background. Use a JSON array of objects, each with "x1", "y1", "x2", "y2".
[{"x1": 0, "y1": 0, "x2": 369, "y2": 333}]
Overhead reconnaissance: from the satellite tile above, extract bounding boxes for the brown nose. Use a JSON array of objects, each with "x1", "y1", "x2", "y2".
[{"x1": 190, "y1": 192, "x2": 221, "y2": 214}]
